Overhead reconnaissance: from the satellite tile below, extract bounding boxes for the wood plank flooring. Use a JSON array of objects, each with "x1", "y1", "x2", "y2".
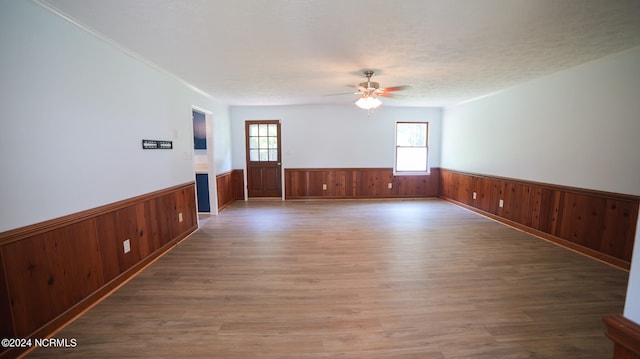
[{"x1": 27, "y1": 199, "x2": 628, "y2": 358}]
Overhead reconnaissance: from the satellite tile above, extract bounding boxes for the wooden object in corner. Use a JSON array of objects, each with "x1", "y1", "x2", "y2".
[{"x1": 604, "y1": 315, "x2": 640, "y2": 359}]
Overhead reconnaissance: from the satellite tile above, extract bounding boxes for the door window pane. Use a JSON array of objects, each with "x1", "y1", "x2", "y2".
[
  {"x1": 259, "y1": 149, "x2": 269, "y2": 161},
  {"x1": 268, "y1": 124, "x2": 278, "y2": 136},
  {"x1": 250, "y1": 149, "x2": 260, "y2": 161},
  {"x1": 249, "y1": 124, "x2": 259, "y2": 136},
  {"x1": 248, "y1": 123, "x2": 279, "y2": 162}
]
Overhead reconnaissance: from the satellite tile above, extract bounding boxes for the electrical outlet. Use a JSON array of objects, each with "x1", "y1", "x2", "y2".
[
  {"x1": 322, "y1": 184, "x2": 327, "y2": 190},
  {"x1": 473, "y1": 192, "x2": 477, "y2": 200},
  {"x1": 179, "y1": 212, "x2": 183, "y2": 222},
  {"x1": 388, "y1": 183, "x2": 393, "y2": 189},
  {"x1": 123, "y1": 239, "x2": 131, "y2": 254},
  {"x1": 499, "y1": 199, "x2": 504, "y2": 208}
]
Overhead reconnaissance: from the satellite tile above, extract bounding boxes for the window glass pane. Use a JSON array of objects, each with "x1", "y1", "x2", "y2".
[
  {"x1": 259, "y1": 149, "x2": 269, "y2": 161},
  {"x1": 396, "y1": 147, "x2": 427, "y2": 171},
  {"x1": 268, "y1": 124, "x2": 277, "y2": 136},
  {"x1": 250, "y1": 149, "x2": 260, "y2": 161},
  {"x1": 249, "y1": 137, "x2": 259, "y2": 149},
  {"x1": 249, "y1": 124, "x2": 259, "y2": 137},
  {"x1": 268, "y1": 136, "x2": 278, "y2": 149},
  {"x1": 269, "y1": 149, "x2": 278, "y2": 161},
  {"x1": 259, "y1": 124, "x2": 268, "y2": 136},
  {"x1": 259, "y1": 137, "x2": 268, "y2": 149},
  {"x1": 397, "y1": 123, "x2": 426, "y2": 146}
]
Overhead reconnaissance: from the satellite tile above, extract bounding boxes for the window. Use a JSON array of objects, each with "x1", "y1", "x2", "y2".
[
  {"x1": 248, "y1": 123, "x2": 279, "y2": 162},
  {"x1": 394, "y1": 122, "x2": 429, "y2": 174}
]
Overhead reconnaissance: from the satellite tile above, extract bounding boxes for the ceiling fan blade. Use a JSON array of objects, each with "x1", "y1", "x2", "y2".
[
  {"x1": 324, "y1": 92, "x2": 360, "y2": 96},
  {"x1": 382, "y1": 85, "x2": 410, "y2": 92}
]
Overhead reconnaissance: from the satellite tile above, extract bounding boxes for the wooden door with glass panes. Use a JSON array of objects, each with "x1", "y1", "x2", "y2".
[{"x1": 245, "y1": 120, "x2": 282, "y2": 197}]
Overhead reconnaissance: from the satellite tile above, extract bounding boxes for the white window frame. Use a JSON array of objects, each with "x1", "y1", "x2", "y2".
[{"x1": 393, "y1": 121, "x2": 430, "y2": 176}]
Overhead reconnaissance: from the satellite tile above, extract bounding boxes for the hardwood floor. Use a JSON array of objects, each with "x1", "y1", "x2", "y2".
[{"x1": 27, "y1": 199, "x2": 628, "y2": 358}]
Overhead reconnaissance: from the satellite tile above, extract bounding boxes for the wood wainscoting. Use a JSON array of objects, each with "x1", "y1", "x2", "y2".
[
  {"x1": 285, "y1": 167, "x2": 440, "y2": 199},
  {"x1": 439, "y1": 169, "x2": 638, "y2": 270},
  {"x1": 216, "y1": 169, "x2": 244, "y2": 211},
  {"x1": 0, "y1": 183, "x2": 198, "y2": 359},
  {"x1": 604, "y1": 315, "x2": 640, "y2": 359}
]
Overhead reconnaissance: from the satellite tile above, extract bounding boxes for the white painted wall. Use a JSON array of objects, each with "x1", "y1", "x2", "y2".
[
  {"x1": 441, "y1": 46, "x2": 640, "y2": 324},
  {"x1": 230, "y1": 105, "x2": 442, "y2": 170},
  {"x1": 626, "y1": 217, "x2": 640, "y2": 323},
  {"x1": 0, "y1": 1, "x2": 231, "y2": 232},
  {"x1": 441, "y1": 46, "x2": 640, "y2": 196}
]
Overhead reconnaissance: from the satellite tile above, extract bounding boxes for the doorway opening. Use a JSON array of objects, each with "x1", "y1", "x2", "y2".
[{"x1": 192, "y1": 108, "x2": 217, "y2": 217}]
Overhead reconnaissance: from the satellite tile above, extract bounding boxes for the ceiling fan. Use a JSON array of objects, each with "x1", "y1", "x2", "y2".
[{"x1": 352, "y1": 70, "x2": 409, "y2": 111}]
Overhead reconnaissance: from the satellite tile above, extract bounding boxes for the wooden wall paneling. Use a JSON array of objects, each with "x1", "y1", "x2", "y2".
[
  {"x1": 156, "y1": 195, "x2": 173, "y2": 246},
  {"x1": 285, "y1": 168, "x2": 440, "y2": 199},
  {"x1": 549, "y1": 190, "x2": 564, "y2": 238},
  {"x1": 503, "y1": 182, "x2": 536, "y2": 227},
  {"x1": 322, "y1": 170, "x2": 336, "y2": 197},
  {"x1": 393, "y1": 175, "x2": 418, "y2": 196},
  {"x1": 473, "y1": 176, "x2": 490, "y2": 211},
  {"x1": 490, "y1": 178, "x2": 505, "y2": 216},
  {"x1": 334, "y1": 169, "x2": 347, "y2": 197},
  {"x1": 283, "y1": 169, "x2": 295, "y2": 198},
  {"x1": 502, "y1": 182, "x2": 522, "y2": 223},
  {"x1": 138, "y1": 199, "x2": 162, "y2": 257},
  {"x1": 216, "y1": 170, "x2": 244, "y2": 211},
  {"x1": 533, "y1": 186, "x2": 555, "y2": 233},
  {"x1": 440, "y1": 169, "x2": 455, "y2": 200},
  {"x1": 354, "y1": 169, "x2": 371, "y2": 197},
  {"x1": 457, "y1": 172, "x2": 474, "y2": 206},
  {"x1": 355, "y1": 169, "x2": 391, "y2": 197},
  {"x1": 178, "y1": 185, "x2": 197, "y2": 231},
  {"x1": 604, "y1": 315, "x2": 640, "y2": 359},
  {"x1": 557, "y1": 192, "x2": 607, "y2": 251},
  {"x1": 454, "y1": 172, "x2": 469, "y2": 204},
  {"x1": 307, "y1": 170, "x2": 325, "y2": 197},
  {"x1": 167, "y1": 191, "x2": 180, "y2": 241},
  {"x1": 3, "y1": 220, "x2": 105, "y2": 337},
  {"x1": 393, "y1": 172, "x2": 435, "y2": 197},
  {"x1": 232, "y1": 169, "x2": 245, "y2": 200},
  {"x1": 442, "y1": 170, "x2": 456, "y2": 201},
  {"x1": 602, "y1": 199, "x2": 638, "y2": 262},
  {"x1": 216, "y1": 172, "x2": 233, "y2": 210},
  {"x1": 0, "y1": 182, "x2": 198, "y2": 358},
  {"x1": 344, "y1": 169, "x2": 356, "y2": 197},
  {"x1": 3, "y1": 232, "x2": 55, "y2": 337},
  {"x1": 439, "y1": 169, "x2": 638, "y2": 269},
  {"x1": 0, "y1": 249, "x2": 15, "y2": 339},
  {"x1": 96, "y1": 205, "x2": 142, "y2": 283},
  {"x1": 437, "y1": 169, "x2": 447, "y2": 198},
  {"x1": 426, "y1": 167, "x2": 440, "y2": 196},
  {"x1": 95, "y1": 212, "x2": 123, "y2": 282},
  {"x1": 528, "y1": 186, "x2": 542, "y2": 229},
  {"x1": 521, "y1": 185, "x2": 537, "y2": 228},
  {"x1": 285, "y1": 169, "x2": 306, "y2": 198}
]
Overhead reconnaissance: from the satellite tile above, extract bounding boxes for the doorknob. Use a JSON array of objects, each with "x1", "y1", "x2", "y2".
[{"x1": 277, "y1": 162, "x2": 281, "y2": 165}]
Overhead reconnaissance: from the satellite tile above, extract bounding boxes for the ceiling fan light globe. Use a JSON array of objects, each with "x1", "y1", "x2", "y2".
[{"x1": 355, "y1": 96, "x2": 382, "y2": 110}]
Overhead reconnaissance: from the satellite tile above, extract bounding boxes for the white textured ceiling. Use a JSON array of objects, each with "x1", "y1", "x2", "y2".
[{"x1": 37, "y1": 0, "x2": 640, "y2": 107}]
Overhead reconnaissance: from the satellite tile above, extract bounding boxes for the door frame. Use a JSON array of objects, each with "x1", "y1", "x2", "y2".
[{"x1": 191, "y1": 106, "x2": 218, "y2": 217}]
